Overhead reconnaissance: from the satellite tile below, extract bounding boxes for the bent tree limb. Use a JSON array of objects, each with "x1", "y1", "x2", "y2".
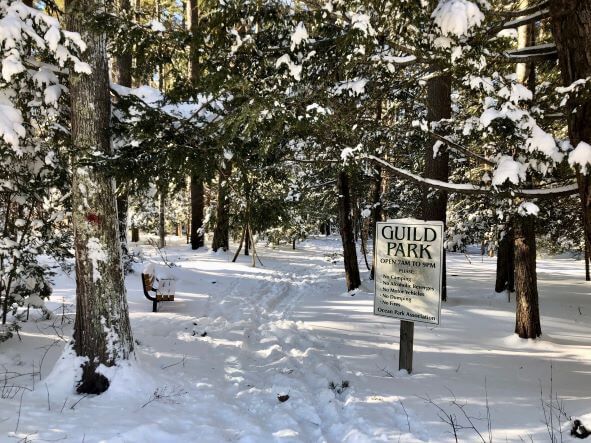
[{"x1": 367, "y1": 155, "x2": 579, "y2": 199}]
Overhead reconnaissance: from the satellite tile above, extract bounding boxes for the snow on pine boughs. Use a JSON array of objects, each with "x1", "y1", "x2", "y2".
[
  {"x1": 432, "y1": 0, "x2": 485, "y2": 37},
  {"x1": 0, "y1": 0, "x2": 88, "y2": 334},
  {"x1": 568, "y1": 141, "x2": 591, "y2": 175},
  {"x1": 464, "y1": 74, "x2": 564, "y2": 188}
]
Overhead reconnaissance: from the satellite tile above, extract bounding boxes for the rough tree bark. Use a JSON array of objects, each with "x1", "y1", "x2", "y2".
[
  {"x1": 66, "y1": 0, "x2": 134, "y2": 394},
  {"x1": 514, "y1": 215, "x2": 542, "y2": 338},
  {"x1": 549, "y1": 0, "x2": 591, "y2": 280},
  {"x1": 211, "y1": 162, "x2": 232, "y2": 252},
  {"x1": 187, "y1": 0, "x2": 205, "y2": 250},
  {"x1": 337, "y1": 171, "x2": 361, "y2": 291},
  {"x1": 423, "y1": 73, "x2": 451, "y2": 301}
]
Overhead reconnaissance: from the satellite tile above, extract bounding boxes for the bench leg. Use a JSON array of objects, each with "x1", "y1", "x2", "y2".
[{"x1": 153, "y1": 300, "x2": 158, "y2": 313}]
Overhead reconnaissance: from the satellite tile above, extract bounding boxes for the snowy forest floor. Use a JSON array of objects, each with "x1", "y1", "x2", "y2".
[{"x1": 0, "y1": 236, "x2": 590, "y2": 442}]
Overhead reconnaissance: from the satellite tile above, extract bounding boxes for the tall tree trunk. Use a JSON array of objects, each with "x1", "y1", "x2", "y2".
[
  {"x1": 585, "y1": 240, "x2": 590, "y2": 281},
  {"x1": 131, "y1": 0, "x2": 142, "y2": 88},
  {"x1": 244, "y1": 225, "x2": 250, "y2": 255},
  {"x1": 550, "y1": 0, "x2": 591, "y2": 279},
  {"x1": 337, "y1": 171, "x2": 361, "y2": 291},
  {"x1": 131, "y1": 225, "x2": 139, "y2": 242},
  {"x1": 190, "y1": 175, "x2": 204, "y2": 249},
  {"x1": 423, "y1": 73, "x2": 451, "y2": 301},
  {"x1": 115, "y1": 195, "x2": 128, "y2": 242},
  {"x1": 187, "y1": 0, "x2": 205, "y2": 250},
  {"x1": 495, "y1": 226, "x2": 515, "y2": 293},
  {"x1": 514, "y1": 215, "x2": 542, "y2": 338},
  {"x1": 158, "y1": 189, "x2": 166, "y2": 248},
  {"x1": 116, "y1": 196, "x2": 129, "y2": 270},
  {"x1": 186, "y1": 185, "x2": 191, "y2": 245},
  {"x1": 370, "y1": 165, "x2": 382, "y2": 280},
  {"x1": 211, "y1": 162, "x2": 231, "y2": 252},
  {"x1": 187, "y1": 0, "x2": 199, "y2": 84},
  {"x1": 248, "y1": 226, "x2": 258, "y2": 267},
  {"x1": 232, "y1": 226, "x2": 246, "y2": 262},
  {"x1": 513, "y1": 5, "x2": 542, "y2": 338},
  {"x1": 112, "y1": 0, "x2": 133, "y2": 269},
  {"x1": 155, "y1": 0, "x2": 164, "y2": 90},
  {"x1": 66, "y1": 0, "x2": 134, "y2": 394}
]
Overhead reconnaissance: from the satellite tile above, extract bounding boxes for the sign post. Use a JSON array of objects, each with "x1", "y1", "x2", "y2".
[{"x1": 373, "y1": 219, "x2": 444, "y2": 374}]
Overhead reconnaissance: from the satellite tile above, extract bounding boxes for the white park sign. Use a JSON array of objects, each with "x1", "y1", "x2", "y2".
[{"x1": 374, "y1": 219, "x2": 444, "y2": 325}]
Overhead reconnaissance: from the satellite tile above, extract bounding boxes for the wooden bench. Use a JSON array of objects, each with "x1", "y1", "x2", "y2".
[{"x1": 141, "y1": 273, "x2": 175, "y2": 312}]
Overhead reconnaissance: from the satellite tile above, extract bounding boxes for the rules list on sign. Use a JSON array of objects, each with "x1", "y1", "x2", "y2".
[{"x1": 374, "y1": 219, "x2": 443, "y2": 325}]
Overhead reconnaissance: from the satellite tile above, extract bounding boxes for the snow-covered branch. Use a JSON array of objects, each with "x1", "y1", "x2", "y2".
[
  {"x1": 368, "y1": 155, "x2": 579, "y2": 198},
  {"x1": 487, "y1": 8, "x2": 550, "y2": 36},
  {"x1": 429, "y1": 132, "x2": 496, "y2": 167},
  {"x1": 501, "y1": 9, "x2": 550, "y2": 29},
  {"x1": 504, "y1": 44, "x2": 557, "y2": 63},
  {"x1": 494, "y1": 0, "x2": 549, "y2": 18}
]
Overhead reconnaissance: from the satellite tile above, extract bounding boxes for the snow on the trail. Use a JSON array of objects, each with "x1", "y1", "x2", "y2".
[{"x1": 0, "y1": 237, "x2": 590, "y2": 442}]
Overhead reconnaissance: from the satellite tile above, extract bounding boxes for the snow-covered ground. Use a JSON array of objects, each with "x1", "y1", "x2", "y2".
[{"x1": 0, "y1": 236, "x2": 589, "y2": 442}]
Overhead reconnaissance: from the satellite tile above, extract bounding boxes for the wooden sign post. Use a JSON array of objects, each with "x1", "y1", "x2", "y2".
[
  {"x1": 373, "y1": 219, "x2": 444, "y2": 374},
  {"x1": 399, "y1": 320, "x2": 415, "y2": 373}
]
